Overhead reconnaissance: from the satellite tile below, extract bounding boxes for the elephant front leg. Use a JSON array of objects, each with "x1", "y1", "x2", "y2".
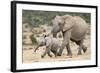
[
  {"x1": 66, "y1": 43, "x2": 72, "y2": 57},
  {"x1": 58, "y1": 42, "x2": 66, "y2": 56},
  {"x1": 41, "y1": 46, "x2": 51, "y2": 58}
]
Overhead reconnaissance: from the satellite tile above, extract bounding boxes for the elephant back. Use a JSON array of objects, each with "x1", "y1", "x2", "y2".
[{"x1": 73, "y1": 16, "x2": 88, "y2": 31}]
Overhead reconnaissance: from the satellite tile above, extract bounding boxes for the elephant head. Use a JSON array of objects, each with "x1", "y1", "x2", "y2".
[
  {"x1": 51, "y1": 15, "x2": 64, "y2": 37},
  {"x1": 51, "y1": 15, "x2": 74, "y2": 37},
  {"x1": 34, "y1": 35, "x2": 46, "y2": 52}
]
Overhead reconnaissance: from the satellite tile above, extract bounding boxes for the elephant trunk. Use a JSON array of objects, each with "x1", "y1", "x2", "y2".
[
  {"x1": 51, "y1": 27, "x2": 60, "y2": 38},
  {"x1": 34, "y1": 45, "x2": 39, "y2": 52}
]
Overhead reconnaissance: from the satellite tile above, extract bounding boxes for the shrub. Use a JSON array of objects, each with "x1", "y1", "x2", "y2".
[
  {"x1": 30, "y1": 34, "x2": 37, "y2": 45},
  {"x1": 22, "y1": 10, "x2": 91, "y2": 27}
]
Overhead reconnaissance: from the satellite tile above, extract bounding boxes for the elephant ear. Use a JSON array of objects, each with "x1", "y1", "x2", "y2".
[{"x1": 62, "y1": 15, "x2": 74, "y2": 32}]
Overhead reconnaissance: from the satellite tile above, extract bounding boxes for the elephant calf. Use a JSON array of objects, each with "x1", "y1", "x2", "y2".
[{"x1": 34, "y1": 35, "x2": 61, "y2": 58}]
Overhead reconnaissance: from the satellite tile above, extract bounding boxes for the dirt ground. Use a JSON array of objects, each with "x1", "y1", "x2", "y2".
[{"x1": 22, "y1": 34, "x2": 91, "y2": 63}]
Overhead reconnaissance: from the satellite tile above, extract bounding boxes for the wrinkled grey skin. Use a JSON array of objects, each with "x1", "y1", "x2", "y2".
[
  {"x1": 52, "y1": 15, "x2": 88, "y2": 57},
  {"x1": 34, "y1": 35, "x2": 61, "y2": 58}
]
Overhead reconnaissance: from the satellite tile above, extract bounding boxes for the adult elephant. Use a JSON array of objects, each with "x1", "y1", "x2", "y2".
[{"x1": 51, "y1": 15, "x2": 88, "y2": 57}]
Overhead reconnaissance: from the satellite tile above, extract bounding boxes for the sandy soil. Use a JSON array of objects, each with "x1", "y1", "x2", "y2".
[{"x1": 22, "y1": 34, "x2": 91, "y2": 63}]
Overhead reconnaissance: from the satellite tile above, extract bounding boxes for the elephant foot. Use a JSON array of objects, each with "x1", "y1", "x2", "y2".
[
  {"x1": 41, "y1": 55, "x2": 44, "y2": 58},
  {"x1": 55, "y1": 54, "x2": 58, "y2": 57},
  {"x1": 77, "y1": 51, "x2": 82, "y2": 55},
  {"x1": 48, "y1": 55, "x2": 52, "y2": 57},
  {"x1": 57, "y1": 53, "x2": 61, "y2": 56},
  {"x1": 69, "y1": 55, "x2": 72, "y2": 58},
  {"x1": 55, "y1": 56, "x2": 57, "y2": 58},
  {"x1": 83, "y1": 47, "x2": 87, "y2": 53},
  {"x1": 57, "y1": 52, "x2": 62, "y2": 56},
  {"x1": 67, "y1": 53, "x2": 72, "y2": 57},
  {"x1": 77, "y1": 47, "x2": 82, "y2": 55},
  {"x1": 67, "y1": 53, "x2": 72, "y2": 56},
  {"x1": 77, "y1": 53, "x2": 82, "y2": 55}
]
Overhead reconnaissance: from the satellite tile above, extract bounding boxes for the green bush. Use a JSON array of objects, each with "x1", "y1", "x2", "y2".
[
  {"x1": 30, "y1": 34, "x2": 37, "y2": 45},
  {"x1": 22, "y1": 10, "x2": 91, "y2": 27}
]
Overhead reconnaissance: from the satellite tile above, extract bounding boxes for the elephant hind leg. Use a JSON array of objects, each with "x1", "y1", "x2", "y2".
[
  {"x1": 76, "y1": 40, "x2": 83, "y2": 55},
  {"x1": 76, "y1": 40, "x2": 87, "y2": 55},
  {"x1": 51, "y1": 49, "x2": 57, "y2": 57},
  {"x1": 77, "y1": 46, "x2": 82, "y2": 55},
  {"x1": 82, "y1": 45, "x2": 87, "y2": 53},
  {"x1": 47, "y1": 51, "x2": 52, "y2": 57},
  {"x1": 57, "y1": 49, "x2": 63, "y2": 56}
]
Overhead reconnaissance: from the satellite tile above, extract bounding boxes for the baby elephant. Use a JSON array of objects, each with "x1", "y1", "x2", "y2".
[{"x1": 34, "y1": 35, "x2": 61, "y2": 58}]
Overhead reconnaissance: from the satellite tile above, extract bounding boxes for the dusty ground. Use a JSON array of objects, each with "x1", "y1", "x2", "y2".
[{"x1": 22, "y1": 34, "x2": 91, "y2": 63}]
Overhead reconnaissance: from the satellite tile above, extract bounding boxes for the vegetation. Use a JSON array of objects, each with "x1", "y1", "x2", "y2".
[
  {"x1": 22, "y1": 10, "x2": 91, "y2": 27},
  {"x1": 30, "y1": 34, "x2": 37, "y2": 45}
]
